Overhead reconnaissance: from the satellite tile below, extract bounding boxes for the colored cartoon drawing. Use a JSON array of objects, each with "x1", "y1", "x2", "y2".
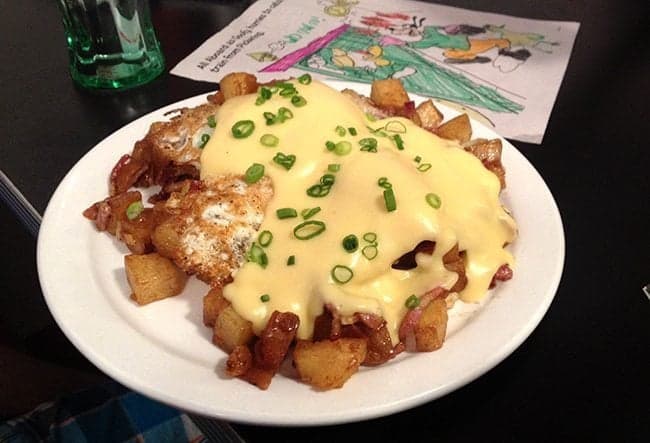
[
  {"x1": 485, "y1": 24, "x2": 559, "y2": 53},
  {"x1": 261, "y1": 24, "x2": 523, "y2": 113},
  {"x1": 321, "y1": 0, "x2": 359, "y2": 18}
]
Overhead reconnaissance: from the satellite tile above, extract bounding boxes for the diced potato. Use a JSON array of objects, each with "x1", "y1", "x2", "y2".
[
  {"x1": 435, "y1": 114, "x2": 472, "y2": 143},
  {"x1": 414, "y1": 299, "x2": 448, "y2": 352},
  {"x1": 226, "y1": 345, "x2": 252, "y2": 377},
  {"x1": 464, "y1": 138, "x2": 506, "y2": 189},
  {"x1": 151, "y1": 219, "x2": 181, "y2": 260},
  {"x1": 416, "y1": 100, "x2": 444, "y2": 131},
  {"x1": 370, "y1": 79, "x2": 410, "y2": 109},
  {"x1": 202, "y1": 287, "x2": 230, "y2": 327},
  {"x1": 293, "y1": 338, "x2": 367, "y2": 390},
  {"x1": 213, "y1": 306, "x2": 255, "y2": 353},
  {"x1": 125, "y1": 253, "x2": 188, "y2": 305},
  {"x1": 219, "y1": 72, "x2": 258, "y2": 100},
  {"x1": 116, "y1": 208, "x2": 155, "y2": 255}
]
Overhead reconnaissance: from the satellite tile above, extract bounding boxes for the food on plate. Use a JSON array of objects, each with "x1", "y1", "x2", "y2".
[{"x1": 83, "y1": 72, "x2": 517, "y2": 390}]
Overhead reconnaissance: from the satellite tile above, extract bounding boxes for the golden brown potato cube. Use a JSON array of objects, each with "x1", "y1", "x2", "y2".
[
  {"x1": 202, "y1": 288, "x2": 230, "y2": 327},
  {"x1": 219, "y1": 72, "x2": 258, "y2": 100},
  {"x1": 416, "y1": 100, "x2": 444, "y2": 131},
  {"x1": 116, "y1": 208, "x2": 155, "y2": 255},
  {"x1": 293, "y1": 338, "x2": 367, "y2": 390},
  {"x1": 213, "y1": 306, "x2": 255, "y2": 353},
  {"x1": 370, "y1": 79, "x2": 410, "y2": 109},
  {"x1": 151, "y1": 219, "x2": 181, "y2": 260},
  {"x1": 435, "y1": 114, "x2": 472, "y2": 143},
  {"x1": 124, "y1": 253, "x2": 188, "y2": 305},
  {"x1": 414, "y1": 299, "x2": 448, "y2": 352}
]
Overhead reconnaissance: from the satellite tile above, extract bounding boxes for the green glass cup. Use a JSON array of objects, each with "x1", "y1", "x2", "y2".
[{"x1": 56, "y1": 0, "x2": 165, "y2": 90}]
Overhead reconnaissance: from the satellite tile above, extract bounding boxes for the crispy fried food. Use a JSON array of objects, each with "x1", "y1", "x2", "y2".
[
  {"x1": 416, "y1": 99, "x2": 444, "y2": 131},
  {"x1": 124, "y1": 253, "x2": 188, "y2": 305},
  {"x1": 464, "y1": 138, "x2": 506, "y2": 189},
  {"x1": 435, "y1": 113, "x2": 472, "y2": 143},
  {"x1": 293, "y1": 338, "x2": 367, "y2": 390},
  {"x1": 151, "y1": 175, "x2": 273, "y2": 285},
  {"x1": 219, "y1": 72, "x2": 259, "y2": 100},
  {"x1": 202, "y1": 287, "x2": 230, "y2": 327},
  {"x1": 414, "y1": 298, "x2": 448, "y2": 352},
  {"x1": 370, "y1": 78, "x2": 410, "y2": 109},
  {"x1": 213, "y1": 305, "x2": 255, "y2": 353}
]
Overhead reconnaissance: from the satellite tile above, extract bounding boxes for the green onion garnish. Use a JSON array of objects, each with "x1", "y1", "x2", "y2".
[
  {"x1": 287, "y1": 255, "x2": 296, "y2": 266},
  {"x1": 348, "y1": 127, "x2": 357, "y2": 136},
  {"x1": 126, "y1": 201, "x2": 144, "y2": 220},
  {"x1": 331, "y1": 265, "x2": 353, "y2": 284},
  {"x1": 405, "y1": 294, "x2": 420, "y2": 309},
  {"x1": 273, "y1": 152, "x2": 296, "y2": 170},
  {"x1": 198, "y1": 133, "x2": 210, "y2": 149},
  {"x1": 247, "y1": 243, "x2": 268, "y2": 268},
  {"x1": 264, "y1": 111, "x2": 276, "y2": 125},
  {"x1": 260, "y1": 133, "x2": 279, "y2": 147},
  {"x1": 325, "y1": 141, "x2": 336, "y2": 151},
  {"x1": 260, "y1": 294, "x2": 270, "y2": 302},
  {"x1": 306, "y1": 184, "x2": 329, "y2": 197},
  {"x1": 417, "y1": 163, "x2": 432, "y2": 172},
  {"x1": 377, "y1": 177, "x2": 392, "y2": 189},
  {"x1": 244, "y1": 163, "x2": 264, "y2": 183},
  {"x1": 276, "y1": 207, "x2": 298, "y2": 219},
  {"x1": 334, "y1": 141, "x2": 352, "y2": 156},
  {"x1": 342, "y1": 234, "x2": 359, "y2": 252},
  {"x1": 279, "y1": 87, "x2": 297, "y2": 97},
  {"x1": 392, "y1": 134, "x2": 405, "y2": 150},
  {"x1": 383, "y1": 188, "x2": 397, "y2": 212},
  {"x1": 232, "y1": 120, "x2": 255, "y2": 138},
  {"x1": 259, "y1": 87, "x2": 272, "y2": 100},
  {"x1": 277, "y1": 107, "x2": 293, "y2": 122},
  {"x1": 426, "y1": 193, "x2": 442, "y2": 209},
  {"x1": 320, "y1": 174, "x2": 335, "y2": 186},
  {"x1": 362, "y1": 245, "x2": 378, "y2": 260},
  {"x1": 414, "y1": 155, "x2": 422, "y2": 163},
  {"x1": 291, "y1": 95, "x2": 307, "y2": 107},
  {"x1": 293, "y1": 220, "x2": 326, "y2": 240},
  {"x1": 335, "y1": 125, "x2": 346, "y2": 136},
  {"x1": 298, "y1": 73, "x2": 312, "y2": 84},
  {"x1": 258, "y1": 230, "x2": 273, "y2": 247},
  {"x1": 301, "y1": 207, "x2": 321, "y2": 219},
  {"x1": 363, "y1": 232, "x2": 377, "y2": 243},
  {"x1": 359, "y1": 137, "x2": 378, "y2": 152},
  {"x1": 365, "y1": 112, "x2": 377, "y2": 122},
  {"x1": 328, "y1": 164, "x2": 340, "y2": 172},
  {"x1": 385, "y1": 120, "x2": 407, "y2": 133},
  {"x1": 207, "y1": 115, "x2": 216, "y2": 128}
]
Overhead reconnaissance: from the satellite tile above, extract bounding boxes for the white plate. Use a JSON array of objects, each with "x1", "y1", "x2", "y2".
[{"x1": 37, "y1": 81, "x2": 564, "y2": 426}]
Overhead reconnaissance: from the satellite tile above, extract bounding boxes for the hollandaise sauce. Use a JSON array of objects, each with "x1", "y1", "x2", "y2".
[{"x1": 201, "y1": 78, "x2": 516, "y2": 343}]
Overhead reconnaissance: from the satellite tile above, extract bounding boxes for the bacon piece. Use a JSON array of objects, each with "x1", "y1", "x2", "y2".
[
  {"x1": 226, "y1": 345, "x2": 252, "y2": 377},
  {"x1": 398, "y1": 287, "x2": 448, "y2": 351},
  {"x1": 109, "y1": 154, "x2": 148, "y2": 196},
  {"x1": 490, "y1": 264, "x2": 513, "y2": 288}
]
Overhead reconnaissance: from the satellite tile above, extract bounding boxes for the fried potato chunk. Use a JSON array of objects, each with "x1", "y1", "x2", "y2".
[
  {"x1": 219, "y1": 72, "x2": 259, "y2": 99},
  {"x1": 202, "y1": 287, "x2": 230, "y2": 327},
  {"x1": 435, "y1": 113, "x2": 472, "y2": 143},
  {"x1": 414, "y1": 298, "x2": 448, "y2": 352},
  {"x1": 370, "y1": 78, "x2": 410, "y2": 109},
  {"x1": 124, "y1": 253, "x2": 188, "y2": 305},
  {"x1": 213, "y1": 305, "x2": 255, "y2": 353},
  {"x1": 416, "y1": 99, "x2": 444, "y2": 131},
  {"x1": 294, "y1": 338, "x2": 367, "y2": 390}
]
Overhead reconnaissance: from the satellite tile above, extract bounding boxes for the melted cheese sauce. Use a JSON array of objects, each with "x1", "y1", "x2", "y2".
[{"x1": 201, "y1": 80, "x2": 516, "y2": 343}]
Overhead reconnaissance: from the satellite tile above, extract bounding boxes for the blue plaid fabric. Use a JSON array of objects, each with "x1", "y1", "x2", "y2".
[{"x1": 0, "y1": 382, "x2": 207, "y2": 443}]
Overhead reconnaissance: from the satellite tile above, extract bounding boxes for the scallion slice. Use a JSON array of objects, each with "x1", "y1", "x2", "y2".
[
  {"x1": 258, "y1": 230, "x2": 273, "y2": 247},
  {"x1": 232, "y1": 120, "x2": 255, "y2": 138},
  {"x1": 335, "y1": 125, "x2": 346, "y2": 136},
  {"x1": 287, "y1": 255, "x2": 296, "y2": 266},
  {"x1": 279, "y1": 87, "x2": 297, "y2": 97},
  {"x1": 362, "y1": 245, "x2": 378, "y2": 260},
  {"x1": 325, "y1": 141, "x2": 336, "y2": 151},
  {"x1": 331, "y1": 265, "x2": 353, "y2": 284},
  {"x1": 260, "y1": 133, "x2": 279, "y2": 147},
  {"x1": 385, "y1": 120, "x2": 407, "y2": 133},
  {"x1": 417, "y1": 163, "x2": 432, "y2": 172},
  {"x1": 377, "y1": 177, "x2": 392, "y2": 189},
  {"x1": 328, "y1": 163, "x2": 340, "y2": 172},
  {"x1": 426, "y1": 193, "x2": 442, "y2": 209},
  {"x1": 277, "y1": 107, "x2": 294, "y2": 122},
  {"x1": 207, "y1": 115, "x2": 216, "y2": 128},
  {"x1": 342, "y1": 234, "x2": 358, "y2": 252},
  {"x1": 198, "y1": 133, "x2": 210, "y2": 149},
  {"x1": 260, "y1": 294, "x2": 270, "y2": 302},
  {"x1": 414, "y1": 155, "x2": 422, "y2": 163},
  {"x1": 244, "y1": 163, "x2": 264, "y2": 183},
  {"x1": 359, "y1": 137, "x2": 378, "y2": 152},
  {"x1": 392, "y1": 134, "x2": 405, "y2": 150},
  {"x1": 297, "y1": 73, "x2": 312, "y2": 84},
  {"x1": 291, "y1": 95, "x2": 307, "y2": 107},
  {"x1": 383, "y1": 188, "x2": 397, "y2": 212},
  {"x1": 247, "y1": 243, "x2": 268, "y2": 268},
  {"x1": 334, "y1": 141, "x2": 352, "y2": 156},
  {"x1": 125, "y1": 201, "x2": 144, "y2": 220},
  {"x1": 273, "y1": 152, "x2": 296, "y2": 170},
  {"x1": 263, "y1": 111, "x2": 276, "y2": 125},
  {"x1": 293, "y1": 220, "x2": 326, "y2": 240},
  {"x1": 363, "y1": 232, "x2": 377, "y2": 243},
  {"x1": 405, "y1": 294, "x2": 420, "y2": 309},
  {"x1": 276, "y1": 207, "x2": 298, "y2": 219},
  {"x1": 348, "y1": 127, "x2": 357, "y2": 136},
  {"x1": 301, "y1": 207, "x2": 321, "y2": 219}
]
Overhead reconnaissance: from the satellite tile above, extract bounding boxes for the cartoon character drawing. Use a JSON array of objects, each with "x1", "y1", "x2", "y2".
[
  {"x1": 485, "y1": 24, "x2": 559, "y2": 53},
  {"x1": 321, "y1": 0, "x2": 359, "y2": 18}
]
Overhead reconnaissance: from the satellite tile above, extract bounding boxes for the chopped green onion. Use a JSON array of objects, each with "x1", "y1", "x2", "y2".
[
  {"x1": 293, "y1": 220, "x2": 326, "y2": 240},
  {"x1": 263, "y1": 111, "x2": 276, "y2": 125},
  {"x1": 426, "y1": 193, "x2": 442, "y2": 209},
  {"x1": 334, "y1": 141, "x2": 352, "y2": 156},
  {"x1": 342, "y1": 234, "x2": 359, "y2": 252},
  {"x1": 362, "y1": 245, "x2": 378, "y2": 260},
  {"x1": 414, "y1": 155, "x2": 422, "y2": 163},
  {"x1": 301, "y1": 207, "x2": 321, "y2": 219},
  {"x1": 363, "y1": 232, "x2": 377, "y2": 243},
  {"x1": 365, "y1": 112, "x2": 377, "y2": 122},
  {"x1": 274, "y1": 81, "x2": 293, "y2": 90},
  {"x1": 287, "y1": 255, "x2": 296, "y2": 266},
  {"x1": 258, "y1": 230, "x2": 273, "y2": 247},
  {"x1": 277, "y1": 107, "x2": 293, "y2": 122},
  {"x1": 260, "y1": 294, "x2": 270, "y2": 302},
  {"x1": 377, "y1": 177, "x2": 391, "y2": 189},
  {"x1": 125, "y1": 201, "x2": 144, "y2": 220},
  {"x1": 383, "y1": 188, "x2": 397, "y2": 212},
  {"x1": 298, "y1": 73, "x2": 312, "y2": 84},
  {"x1": 247, "y1": 243, "x2": 268, "y2": 268},
  {"x1": 348, "y1": 127, "x2": 357, "y2": 136},
  {"x1": 392, "y1": 134, "x2": 405, "y2": 150},
  {"x1": 306, "y1": 184, "x2": 329, "y2": 197},
  {"x1": 279, "y1": 87, "x2": 297, "y2": 97},
  {"x1": 328, "y1": 164, "x2": 340, "y2": 172},
  {"x1": 405, "y1": 294, "x2": 420, "y2": 309},
  {"x1": 244, "y1": 163, "x2": 264, "y2": 183},
  {"x1": 276, "y1": 207, "x2": 298, "y2": 219},
  {"x1": 325, "y1": 141, "x2": 336, "y2": 151},
  {"x1": 291, "y1": 95, "x2": 307, "y2": 107},
  {"x1": 331, "y1": 265, "x2": 353, "y2": 284},
  {"x1": 207, "y1": 115, "x2": 216, "y2": 128},
  {"x1": 259, "y1": 87, "x2": 272, "y2": 100},
  {"x1": 273, "y1": 152, "x2": 296, "y2": 170},
  {"x1": 260, "y1": 133, "x2": 279, "y2": 147},
  {"x1": 335, "y1": 125, "x2": 346, "y2": 136},
  {"x1": 232, "y1": 120, "x2": 255, "y2": 138},
  {"x1": 385, "y1": 120, "x2": 407, "y2": 133},
  {"x1": 320, "y1": 174, "x2": 335, "y2": 186},
  {"x1": 198, "y1": 133, "x2": 210, "y2": 149},
  {"x1": 417, "y1": 163, "x2": 432, "y2": 172},
  {"x1": 359, "y1": 137, "x2": 378, "y2": 152}
]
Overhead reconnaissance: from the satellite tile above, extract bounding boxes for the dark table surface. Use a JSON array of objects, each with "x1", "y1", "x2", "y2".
[{"x1": 1, "y1": 0, "x2": 649, "y2": 441}]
